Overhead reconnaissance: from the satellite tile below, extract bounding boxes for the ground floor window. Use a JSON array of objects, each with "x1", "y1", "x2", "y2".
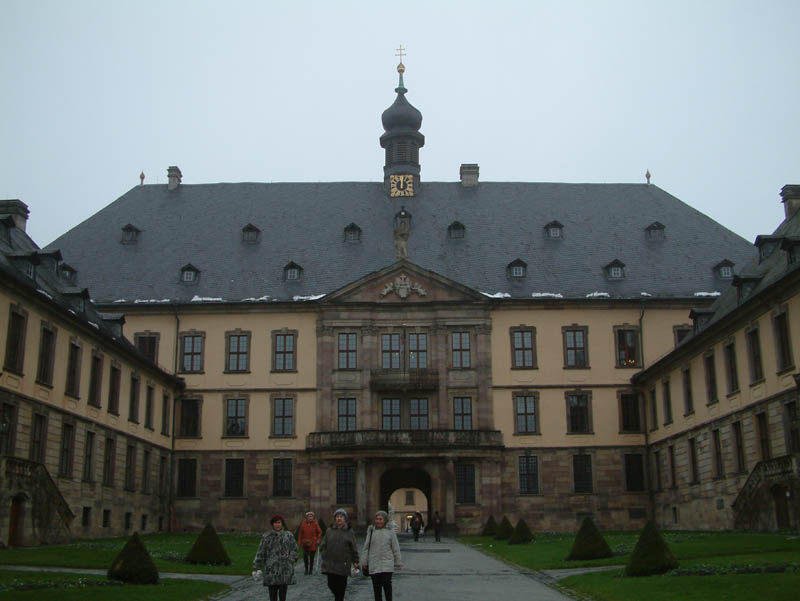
[
  {"x1": 455, "y1": 463, "x2": 475, "y2": 503},
  {"x1": 573, "y1": 453, "x2": 593, "y2": 493},
  {"x1": 176, "y1": 458, "x2": 197, "y2": 497},
  {"x1": 519, "y1": 455, "x2": 539, "y2": 494},
  {"x1": 225, "y1": 458, "x2": 244, "y2": 497},
  {"x1": 273, "y1": 458, "x2": 292, "y2": 497},
  {"x1": 336, "y1": 465, "x2": 355, "y2": 504}
]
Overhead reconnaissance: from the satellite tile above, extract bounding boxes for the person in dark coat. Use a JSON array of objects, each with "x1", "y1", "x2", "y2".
[
  {"x1": 432, "y1": 511, "x2": 443, "y2": 542},
  {"x1": 253, "y1": 514, "x2": 299, "y2": 601},
  {"x1": 411, "y1": 511, "x2": 424, "y2": 542},
  {"x1": 319, "y1": 508, "x2": 359, "y2": 601}
]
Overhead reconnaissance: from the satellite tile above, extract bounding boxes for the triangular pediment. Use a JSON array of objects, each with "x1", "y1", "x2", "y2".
[{"x1": 325, "y1": 260, "x2": 487, "y2": 304}]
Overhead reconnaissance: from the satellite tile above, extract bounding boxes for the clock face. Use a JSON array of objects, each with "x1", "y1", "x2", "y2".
[{"x1": 389, "y1": 174, "x2": 415, "y2": 197}]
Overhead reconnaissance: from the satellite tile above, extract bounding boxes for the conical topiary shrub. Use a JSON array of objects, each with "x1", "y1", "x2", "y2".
[
  {"x1": 107, "y1": 532, "x2": 159, "y2": 584},
  {"x1": 481, "y1": 515, "x2": 498, "y2": 537},
  {"x1": 566, "y1": 516, "x2": 613, "y2": 560},
  {"x1": 186, "y1": 523, "x2": 231, "y2": 565},
  {"x1": 625, "y1": 520, "x2": 678, "y2": 576},
  {"x1": 508, "y1": 518, "x2": 533, "y2": 544},
  {"x1": 494, "y1": 516, "x2": 514, "y2": 540}
]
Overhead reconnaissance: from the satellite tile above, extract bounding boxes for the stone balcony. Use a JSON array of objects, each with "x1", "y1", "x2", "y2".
[
  {"x1": 306, "y1": 429, "x2": 503, "y2": 450},
  {"x1": 369, "y1": 368, "x2": 439, "y2": 391}
]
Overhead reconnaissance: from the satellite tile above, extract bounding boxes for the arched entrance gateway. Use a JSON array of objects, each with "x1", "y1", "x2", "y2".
[{"x1": 380, "y1": 468, "x2": 432, "y2": 529}]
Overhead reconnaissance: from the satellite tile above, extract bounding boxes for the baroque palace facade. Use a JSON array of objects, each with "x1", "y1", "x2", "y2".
[{"x1": 3, "y1": 62, "x2": 795, "y2": 545}]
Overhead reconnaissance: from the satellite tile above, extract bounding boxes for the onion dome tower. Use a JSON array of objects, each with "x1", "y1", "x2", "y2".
[{"x1": 380, "y1": 55, "x2": 425, "y2": 198}]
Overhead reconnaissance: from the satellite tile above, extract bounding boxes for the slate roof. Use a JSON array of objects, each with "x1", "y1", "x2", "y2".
[{"x1": 45, "y1": 180, "x2": 756, "y2": 305}]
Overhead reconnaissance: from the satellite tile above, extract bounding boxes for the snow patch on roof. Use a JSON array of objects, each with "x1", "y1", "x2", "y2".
[
  {"x1": 242, "y1": 295, "x2": 272, "y2": 302},
  {"x1": 293, "y1": 294, "x2": 326, "y2": 301},
  {"x1": 133, "y1": 299, "x2": 171, "y2": 304},
  {"x1": 640, "y1": 292, "x2": 652, "y2": 297},
  {"x1": 37, "y1": 289, "x2": 54, "y2": 300},
  {"x1": 191, "y1": 295, "x2": 224, "y2": 302},
  {"x1": 694, "y1": 291, "x2": 721, "y2": 297},
  {"x1": 88, "y1": 321, "x2": 100, "y2": 329},
  {"x1": 531, "y1": 292, "x2": 564, "y2": 298},
  {"x1": 586, "y1": 291, "x2": 611, "y2": 298},
  {"x1": 481, "y1": 291, "x2": 511, "y2": 298}
]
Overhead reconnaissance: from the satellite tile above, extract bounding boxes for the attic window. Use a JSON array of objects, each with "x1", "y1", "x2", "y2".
[
  {"x1": 284, "y1": 262, "x2": 302, "y2": 281},
  {"x1": 544, "y1": 221, "x2": 563, "y2": 239},
  {"x1": 781, "y1": 238, "x2": 800, "y2": 265},
  {"x1": 448, "y1": 221, "x2": 465, "y2": 239},
  {"x1": 180, "y1": 264, "x2": 200, "y2": 284},
  {"x1": 604, "y1": 259, "x2": 626, "y2": 280},
  {"x1": 344, "y1": 223, "x2": 362, "y2": 242},
  {"x1": 733, "y1": 275, "x2": 760, "y2": 304},
  {"x1": 645, "y1": 221, "x2": 666, "y2": 241},
  {"x1": 507, "y1": 259, "x2": 527, "y2": 279},
  {"x1": 242, "y1": 224, "x2": 260, "y2": 243},
  {"x1": 714, "y1": 260, "x2": 734, "y2": 279},
  {"x1": 121, "y1": 224, "x2": 140, "y2": 244},
  {"x1": 61, "y1": 264, "x2": 77, "y2": 283},
  {"x1": 754, "y1": 235, "x2": 780, "y2": 263},
  {"x1": 22, "y1": 262, "x2": 34, "y2": 279}
]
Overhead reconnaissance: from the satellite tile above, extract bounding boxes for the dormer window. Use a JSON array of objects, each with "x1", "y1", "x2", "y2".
[
  {"x1": 121, "y1": 224, "x2": 140, "y2": 244},
  {"x1": 284, "y1": 262, "x2": 302, "y2": 281},
  {"x1": 781, "y1": 237, "x2": 800, "y2": 265},
  {"x1": 0, "y1": 216, "x2": 12, "y2": 245},
  {"x1": 344, "y1": 223, "x2": 362, "y2": 242},
  {"x1": 507, "y1": 259, "x2": 527, "y2": 279},
  {"x1": 733, "y1": 275, "x2": 760, "y2": 304},
  {"x1": 645, "y1": 221, "x2": 666, "y2": 241},
  {"x1": 689, "y1": 308, "x2": 715, "y2": 334},
  {"x1": 22, "y1": 261, "x2": 34, "y2": 279},
  {"x1": 714, "y1": 259, "x2": 734, "y2": 279},
  {"x1": 448, "y1": 221, "x2": 465, "y2": 239},
  {"x1": 604, "y1": 259, "x2": 626, "y2": 280},
  {"x1": 61, "y1": 263, "x2": 77, "y2": 283},
  {"x1": 180, "y1": 264, "x2": 200, "y2": 284},
  {"x1": 544, "y1": 220, "x2": 564, "y2": 239},
  {"x1": 242, "y1": 224, "x2": 260, "y2": 243},
  {"x1": 754, "y1": 235, "x2": 781, "y2": 263}
]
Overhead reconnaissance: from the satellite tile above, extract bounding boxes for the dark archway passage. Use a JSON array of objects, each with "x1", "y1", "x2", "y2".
[
  {"x1": 379, "y1": 468, "x2": 432, "y2": 524},
  {"x1": 772, "y1": 485, "x2": 791, "y2": 529}
]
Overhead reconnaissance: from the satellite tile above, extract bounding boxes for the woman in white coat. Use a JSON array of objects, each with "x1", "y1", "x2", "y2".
[{"x1": 362, "y1": 510, "x2": 402, "y2": 601}]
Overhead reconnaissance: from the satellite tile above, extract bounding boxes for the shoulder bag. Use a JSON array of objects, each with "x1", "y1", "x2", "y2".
[{"x1": 362, "y1": 526, "x2": 373, "y2": 577}]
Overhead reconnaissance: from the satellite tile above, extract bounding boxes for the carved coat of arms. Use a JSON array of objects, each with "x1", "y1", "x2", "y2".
[{"x1": 380, "y1": 274, "x2": 427, "y2": 299}]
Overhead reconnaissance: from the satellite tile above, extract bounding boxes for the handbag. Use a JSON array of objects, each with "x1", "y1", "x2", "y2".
[{"x1": 362, "y1": 526, "x2": 373, "y2": 577}]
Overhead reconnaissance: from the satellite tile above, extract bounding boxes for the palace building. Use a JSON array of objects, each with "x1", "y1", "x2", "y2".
[{"x1": 5, "y1": 60, "x2": 795, "y2": 545}]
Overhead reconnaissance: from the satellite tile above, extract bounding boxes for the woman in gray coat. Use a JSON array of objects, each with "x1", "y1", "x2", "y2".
[
  {"x1": 319, "y1": 508, "x2": 360, "y2": 601},
  {"x1": 252, "y1": 514, "x2": 299, "y2": 601},
  {"x1": 362, "y1": 510, "x2": 402, "y2": 601}
]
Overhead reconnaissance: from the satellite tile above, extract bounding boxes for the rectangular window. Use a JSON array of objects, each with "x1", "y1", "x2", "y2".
[
  {"x1": 712, "y1": 429, "x2": 724, "y2": 478},
  {"x1": 102, "y1": 509, "x2": 111, "y2": 528},
  {"x1": 0, "y1": 403, "x2": 17, "y2": 456},
  {"x1": 273, "y1": 458, "x2": 292, "y2": 497},
  {"x1": 452, "y1": 332, "x2": 471, "y2": 368},
  {"x1": 135, "y1": 333, "x2": 159, "y2": 364},
  {"x1": 336, "y1": 465, "x2": 355, "y2": 504},
  {"x1": 225, "y1": 458, "x2": 244, "y2": 497},
  {"x1": 338, "y1": 333, "x2": 357, "y2": 369},
  {"x1": 103, "y1": 437, "x2": 115, "y2": 486},
  {"x1": 454, "y1": 397, "x2": 472, "y2": 430},
  {"x1": 515, "y1": 393, "x2": 538, "y2": 434},
  {"x1": 36, "y1": 324, "x2": 57, "y2": 385},
  {"x1": 83, "y1": 431, "x2": 95, "y2": 482},
  {"x1": 273, "y1": 333, "x2": 296, "y2": 371},
  {"x1": 409, "y1": 333, "x2": 427, "y2": 369},
  {"x1": 668, "y1": 445, "x2": 677, "y2": 488},
  {"x1": 625, "y1": 453, "x2": 645, "y2": 491},
  {"x1": 142, "y1": 449, "x2": 151, "y2": 494},
  {"x1": 756, "y1": 412, "x2": 770, "y2": 460},
  {"x1": 58, "y1": 423, "x2": 75, "y2": 477},
  {"x1": 615, "y1": 328, "x2": 640, "y2": 368},
  {"x1": 746, "y1": 328, "x2": 764, "y2": 383},
  {"x1": 688, "y1": 438, "x2": 699, "y2": 484},
  {"x1": 124, "y1": 512, "x2": 132, "y2": 530},
  {"x1": 338, "y1": 398, "x2": 357, "y2": 432},
  {"x1": 144, "y1": 385, "x2": 154, "y2": 429},
  {"x1": 455, "y1": 463, "x2": 476, "y2": 503},
  {"x1": 3, "y1": 306, "x2": 27, "y2": 375},
  {"x1": 674, "y1": 326, "x2": 692, "y2": 347},
  {"x1": 732, "y1": 421, "x2": 746, "y2": 472},
  {"x1": 225, "y1": 398, "x2": 247, "y2": 436},
  {"x1": 124, "y1": 443, "x2": 136, "y2": 491},
  {"x1": 662, "y1": 380, "x2": 673, "y2": 425},
  {"x1": 226, "y1": 332, "x2": 250, "y2": 372},
  {"x1": 511, "y1": 328, "x2": 536, "y2": 368},
  {"x1": 567, "y1": 393, "x2": 591, "y2": 433},
  {"x1": 128, "y1": 375, "x2": 140, "y2": 423},
  {"x1": 159, "y1": 455, "x2": 168, "y2": 496},
  {"x1": 273, "y1": 397, "x2": 294, "y2": 436},
  {"x1": 785, "y1": 402, "x2": 800, "y2": 454},
  {"x1": 82, "y1": 507, "x2": 91, "y2": 528},
  {"x1": 620, "y1": 393, "x2": 641, "y2": 432},
  {"x1": 405, "y1": 490, "x2": 414, "y2": 505},
  {"x1": 65, "y1": 341, "x2": 82, "y2": 398},
  {"x1": 682, "y1": 367, "x2": 694, "y2": 415},
  {"x1": 161, "y1": 393, "x2": 170, "y2": 436},
  {"x1": 573, "y1": 454, "x2": 593, "y2": 493},
  {"x1": 108, "y1": 364, "x2": 121, "y2": 415},
  {"x1": 653, "y1": 450, "x2": 662, "y2": 491},
  {"x1": 176, "y1": 458, "x2": 197, "y2": 497},
  {"x1": 180, "y1": 333, "x2": 204, "y2": 373},
  {"x1": 648, "y1": 389, "x2": 658, "y2": 431},
  {"x1": 410, "y1": 398, "x2": 429, "y2": 430},
  {"x1": 774, "y1": 311, "x2": 794, "y2": 372},
  {"x1": 30, "y1": 413, "x2": 47, "y2": 463},
  {"x1": 704, "y1": 353, "x2": 718, "y2": 404},
  {"x1": 381, "y1": 334, "x2": 401, "y2": 369},
  {"x1": 88, "y1": 353, "x2": 103, "y2": 407},
  {"x1": 382, "y1": 398, "x2": 401, "y2": 430},
  {"x1": 724, "y1": 341, "x2": 740, "y2": 394},
  {"x1": 563, "y1": 326, "x2": 588, "y2": 368},
  {"x1": 519, "y1": 455, "x2": 539, "y2": 494},
  {"x1": 178, "y1": 398, "x2": 200, "y2": 437}
]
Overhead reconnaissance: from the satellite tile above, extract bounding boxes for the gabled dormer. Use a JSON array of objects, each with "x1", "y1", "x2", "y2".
[
  {"x1": 0, "y1": 215, "x2": 14, "y2": 246},
  {"x1": 60, "y1": 263, "x2": 78, "y2": 284},
  {"x1": 689, "y1": 307, "x2": 715, "y2": 334},
  {"x1": 544, "y1": 220, "x2": 564, "y2": 240},
  {"x1": 645, "y1": 221, "x2": 666, "y2": 241},
  {"x1": 121, "y1": 224, "x2": 140, "y2": 244},
  {"x1": 754, "y1": 235, "x2": 782, "y2": 263},
  {"x1": 242, "y1": 223, "x2": 260, "y2": 244},
  {"x1": 344, "y1": 223, "x2": 362, "y2": 242},
  {"x1": 63, "y1": 287, "x2": 91, "y2": 313},
  {"x1": 447, "y1": 221, "x2": 465, "y2": 240},
  {"x1": 507, "y1": 259, "x2": 527, "y2": 279},
  {"x1": 732, "y1": 274, "x2": 761, "y2": 304},
  {"x1": 284, "y1": 261, "x2": 303, "y2": 282},
  {"x1": 604, "y1": 259, "x2": 626, "y2": 281},
  {"x1": 713, "y1": 259, "x2": 734, "y2": 280},
  {"x1": 180, "y1": 263, "x2": 200, "y2": 284},
  {"x1": 780, "y1": 237, "x2": 800, "y2": 266}
]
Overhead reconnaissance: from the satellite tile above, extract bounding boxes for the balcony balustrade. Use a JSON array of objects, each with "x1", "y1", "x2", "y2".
[
  {"x1": 369, "y1": 368, "x2": 439, "y2": 391},
  {"x1": 307, "y1": 429, "x2": 502, "y2": 450}
]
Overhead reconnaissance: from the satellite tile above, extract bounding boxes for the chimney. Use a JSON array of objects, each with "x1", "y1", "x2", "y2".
[
  {"x1": 0, "y1": 199, "x2": 30, "y2": 232},
  {"x1": 167, "y1": 166, "x2": 183, "y2": 190},
  {"x1": 781, "y1": 185, "x2": 800, "y2": 219},
  {"x1": 460, "y1": 163, "x2": 479, "y2": 187}
]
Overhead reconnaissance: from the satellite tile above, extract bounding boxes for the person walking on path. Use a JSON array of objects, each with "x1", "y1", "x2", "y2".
[
  {"x1": 297, "y1": 511, "x2": 322, "y2": 575},
  {"x1": 411, "y1": 511, "x2": 424, "y2": 542},
  {"x1": 432, "y1": 511, "x2": 443, "y2": 542},
  {"x1": 362, "y1": 510, "x2": 402, "y2": 601},
  {"x1": 319, "y1": 508, "x2": 359, "y2": 601},
  {"x1": 252, "y1": 514, "x2": 299, "y2": 601}
]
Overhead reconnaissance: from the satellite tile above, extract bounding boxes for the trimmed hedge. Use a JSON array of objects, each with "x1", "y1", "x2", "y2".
[
  {"x1": 107, "y1": 532, "x2": 159, "y2": 584},
  {"x1": 494, "y1": 516, "x2": 514, "y2": 540},
  {"x1": 566, "y1": 516, "x2": 613, "y2": 560},
  {"x1": 625, "y1": 520, "x2": 679, "y2": 576},
  {"x1": 186, "y1": 523, "x2": 231, "y2": 565},
  {"x1": 481, "y1": 515, "x2": 498, "y2": 537},
  {"x1": 508, "y1": 518, "x2": 533, "y2": 544}
]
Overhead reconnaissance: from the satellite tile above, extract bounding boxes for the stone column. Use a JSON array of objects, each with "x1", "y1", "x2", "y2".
[
  {"x1": 445, "y1": 458, "x2": 456, "y2": 527},
  {"x1": 357, "y1": 458, "x2": 367, "y2": 525}
]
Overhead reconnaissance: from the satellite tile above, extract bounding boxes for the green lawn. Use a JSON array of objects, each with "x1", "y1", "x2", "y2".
[
  {"x1": 0, "y1": 570, "x2": 228, "y2": 601},
  {"x1": 0, "y1": 532, "x2": 262, "y2": 575}
]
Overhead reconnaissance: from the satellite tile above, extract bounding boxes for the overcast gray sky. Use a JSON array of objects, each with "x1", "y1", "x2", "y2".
[{"x1": 1, "y1": 0, "x2": 798, "y2": 247}]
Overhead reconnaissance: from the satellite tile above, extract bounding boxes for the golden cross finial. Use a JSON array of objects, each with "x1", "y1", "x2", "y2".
[{"x1": 395, "y1": 44, "x2": 406, "y2": 63}]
